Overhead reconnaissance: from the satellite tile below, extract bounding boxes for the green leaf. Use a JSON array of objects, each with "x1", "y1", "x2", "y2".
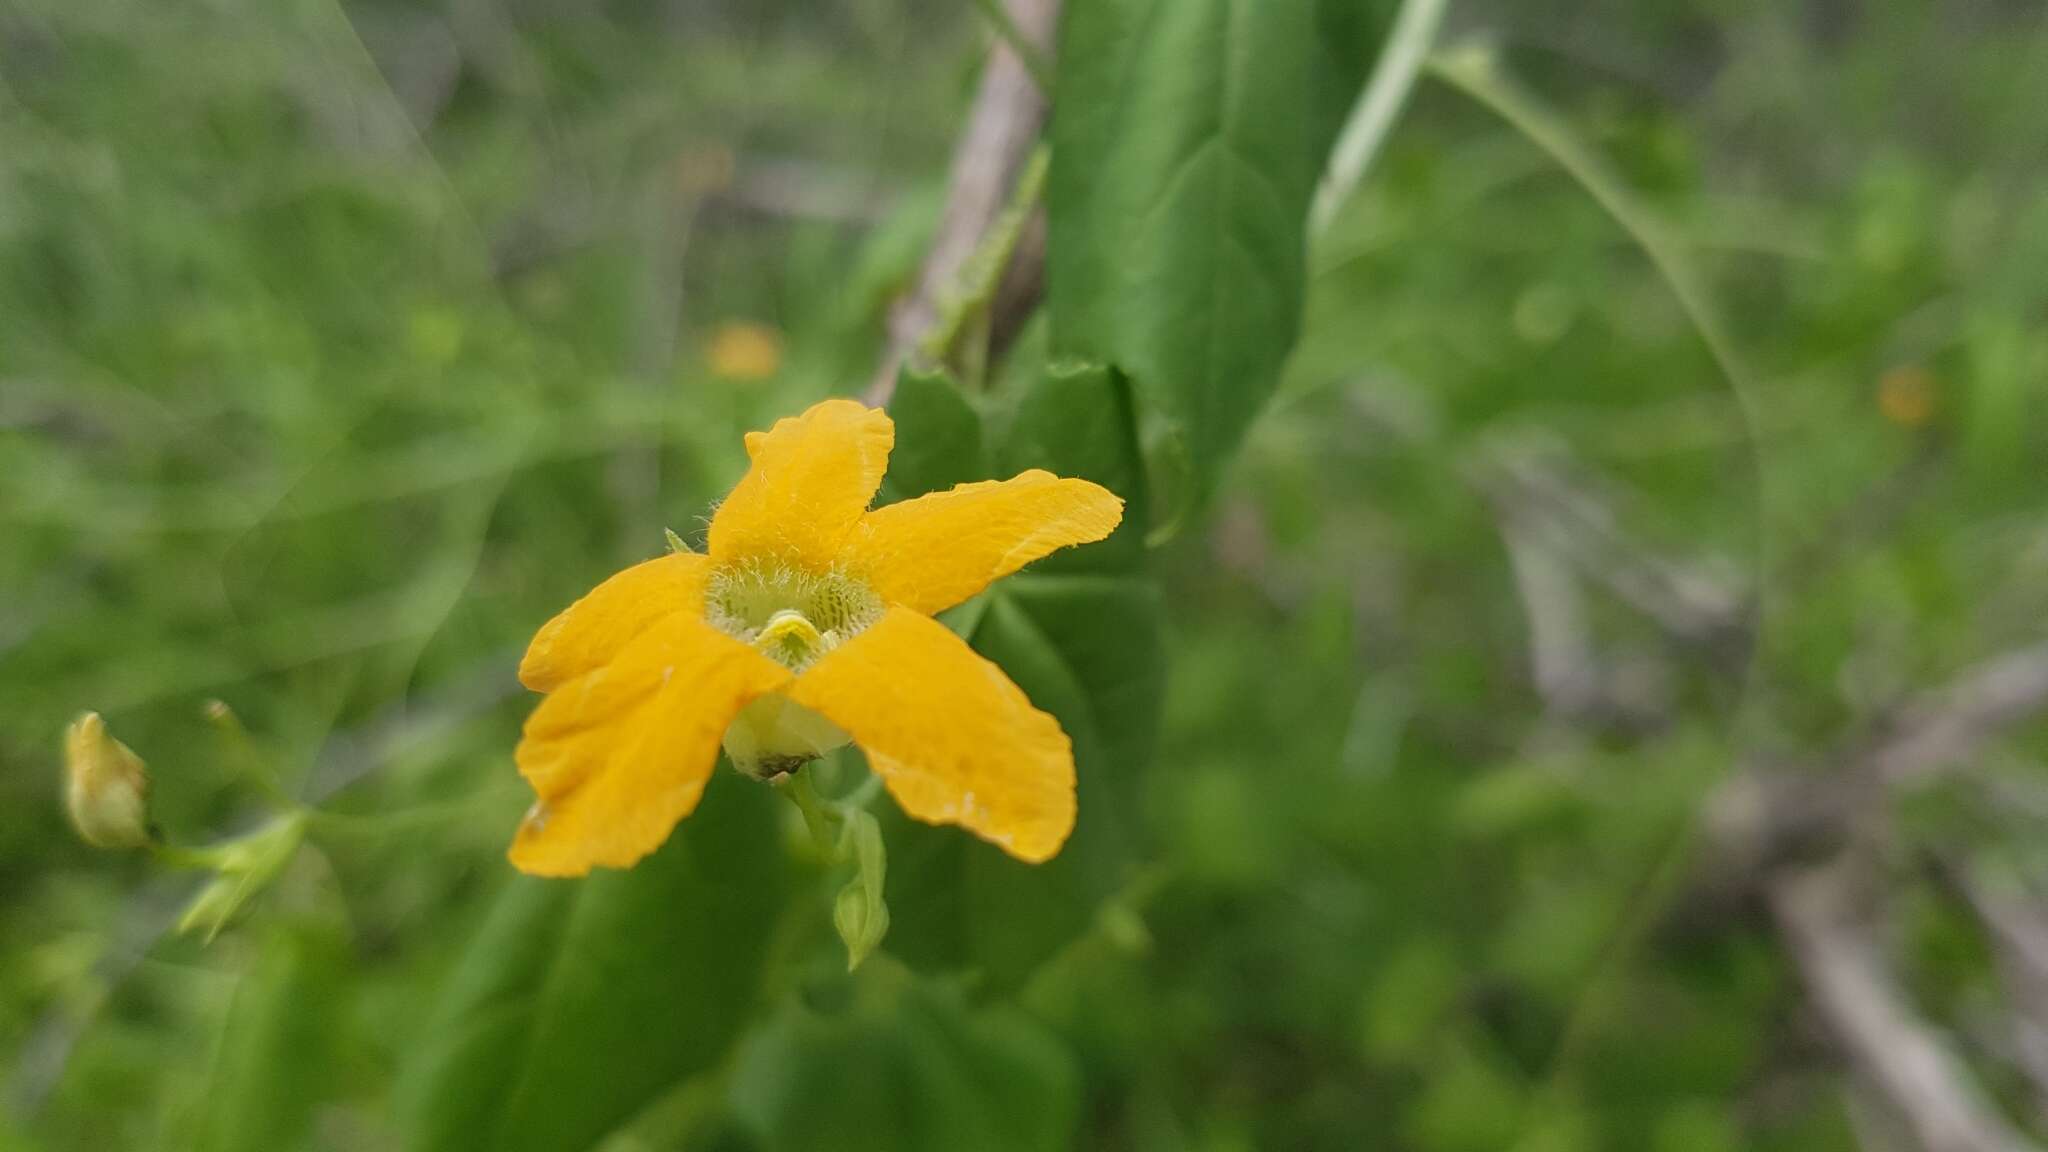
[
  {"x1": 880, "y1": 367, "x2": 986, "y2": 502},
  {"x1": 398, "y1": 775, "x2": 789, "y2": 1152},
  {"x1": 728, "y1": 970, "x2": 1079, "y2": 1152},
  {"x1": 193, "y1": 924, "x2": 347, "y2": 1152},
  {"x1": 995, "y1": 575, "x2": 1165, "y2": 781},
  {"x1": 882, "y1": 576, "x2": 1164, "y2": 989},
  {"x1": 998, "y1": 362, "x2": 1149, "y2": 572},
  {"x1": 1047, "y1": 0, "x2": 1377, "y2": 503},
  {"x1": 874, "y1": 360, "x2": 1164, "y2": 988}
]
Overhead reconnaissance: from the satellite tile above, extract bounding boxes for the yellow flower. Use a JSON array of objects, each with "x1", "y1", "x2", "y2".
[
  {"x1": 511, "y1": 399, "x2": 1123, "y2": 876},
  {"x1": 706, "y1": 323, "x2": 785, "y2": 381},
  {"x1": 1877, "y1": 363, "x2": 1937, "y2": 429}
]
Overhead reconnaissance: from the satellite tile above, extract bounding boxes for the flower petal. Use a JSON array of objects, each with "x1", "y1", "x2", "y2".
[
  {"x1": 518, "y1": 552, "x2": 711, "y2": 693},
  {"x1": 709, "y1": 399, "x2": 894, "y2": 572},
  {"x1": 511, "y1": 613, "x2": 791, "y2": 876},
  {"x1": 853, "y1": 471, "x2": 1123, "y2": 615},
  {"x1": 789, "y1": 607, "x2": 1075, "y2": 862}
]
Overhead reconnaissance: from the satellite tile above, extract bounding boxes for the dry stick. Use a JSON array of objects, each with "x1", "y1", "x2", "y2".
[
  {"x1": 1870, "y1": 644, "x2": 2048, "y2": 789},
  {"x1": 1721, "y1": 644, "x2": 2048, "y2": 1152},
  {"x1": 1710, "y1": 642, "x2": 2048, "y2": 884},
  {"x1": 1340, "y1": 389, "x2": 1751, "y2": 657},
  {"x1": 1772, "y1": 861, "x2": 2044, "y2": 1152},
  {"x1": 1930, "y1": 852, "x2": 2048, "y2": 1123},
  {"x1": 1343, "y1": 390, "x2": 1748, "y2": 727},
  {"x1": 1367, "y1": 389, "x2": 2048, "y2": 1152},
  {"x1": 865, "y1": 0, "x2": 1058, "y2": 405},
  {"x1": 1498, "y1": 513, "x2": 1601, "y2": 720},
  {"x1": 1470, "y1": 441, "x2": 1749, "y2": 657},
  {"x1": 1455, "y1": 417, "x2": 2048, "y2": 1149},
  {"x1": 1459, "y1": 423, "x2": 2048, "y2": 1147},
  {"x1": 1335, "y1": 20, "x2": 2046, "y2": 1149},
  {"x1": 1937, "y1": 858, "x2": 2048, "y2": 1001}
]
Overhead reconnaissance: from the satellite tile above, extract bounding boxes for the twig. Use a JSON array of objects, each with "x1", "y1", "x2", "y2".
[
  {"x1": 1771, "y1": 861, "x2": 2042, "y2": 1152},
  {"x1": 1868, "y1": 644, "x2": 2048, "y2": 789},
  {"x1": 1471, "y1": 439, "x2": 1750, "y2": 658},
  {"x1": 1338, "y1": 388, "x2": 1752, "y2": 660},
  {"x1": 1499, "y1": 514, "x2": 1600, "y2": 719},
  {"x1": 1930, "y1": 852, "x2": 2048, "y2": 1120},
  {"x1": 1696, "y1": 644, "x2": 2048, "y2": 1150},
  {"x1": 1937, "y1": 858, "x2": 2048, "y2": 995},
  {"x1": 865, "y1": 0, "x2": 1058, "y2": 404},
  {"x1": 1707, "y1": 642, "x2": 2048, "y2": 895}
]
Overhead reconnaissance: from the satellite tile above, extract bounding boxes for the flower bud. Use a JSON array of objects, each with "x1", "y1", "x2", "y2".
[
  {"x1": 63, "y1": 712, "x2": 152, "y2": 850},
  {"x1": 831, "y1": 809, "x2": 889, "y2": 971}
]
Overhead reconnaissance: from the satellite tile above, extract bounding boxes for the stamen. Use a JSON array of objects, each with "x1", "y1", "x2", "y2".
[
  {"x1": 706, "y1": 562, "x2": 883, "y2": 670},
  {"x1": 757, "y1": 609, "x2": 824, "y2": 648},
  {"x1": 754, "y1": 609, "x2": 828, "y2": 668}
]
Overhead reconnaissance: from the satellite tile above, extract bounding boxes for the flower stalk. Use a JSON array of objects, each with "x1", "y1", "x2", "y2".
[
  {"x1": 61, "y1": 705, "x2": 315, "y2": 943},
  {"x1": 776, "y1": 764, "x2": 891, "y2": 970}
]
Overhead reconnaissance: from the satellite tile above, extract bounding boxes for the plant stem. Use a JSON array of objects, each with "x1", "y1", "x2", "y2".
[
  {"x1": 915, "y1": 144, "x2": 1050, "y2": 387},
  {"x1": 969, "y1": 0, "x2": 1053, "y2": 94},
  {"x1": 1426, "y1": 45, "x2": 1751, "y2": 396},
  {"x1": 1310, "y1": 0, "x2": 1449, "y2": 235},
  {"x1": 301, "y1": 785, "x2": 526, "y2": 840},
  {"x1": 777, "y1": 768, "x2": 839, "y2": 859}
]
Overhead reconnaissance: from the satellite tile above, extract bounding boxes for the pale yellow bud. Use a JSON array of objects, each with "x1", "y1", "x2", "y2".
[{"x1": 63, "y1": 712, "x2": 152, "y2": 850}]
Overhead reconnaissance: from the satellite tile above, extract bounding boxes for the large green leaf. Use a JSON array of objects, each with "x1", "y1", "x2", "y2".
[
  {"x1": 728, "y1": 969, "x2": 1079, "y2": 1152},
  {"x1": 877, "y1": 363, "x2": 1165, "y2": 987},
  {"x1": 879, "y1": 367, "x2": 986, "y2": 503},
  {"x1": 397, "y1": 775, "x2": 788, "y2": 1152},
  {"x1": 1047, "y1": 0, "x2": 1379, "y2": 503}
]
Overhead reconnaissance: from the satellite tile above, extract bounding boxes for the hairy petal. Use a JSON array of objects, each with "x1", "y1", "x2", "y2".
[
  {"x1": 511, "y1": 613, "x2": 791, "y2": 876},
  {"x1": 709, "y1": 399, "x2": 894, "y2": 572},
  {"x1": 853, "y1": 472, "x2": 1122, "y2": 615},
  {"x1": 519, "y1": 552, "x2": 711, "y2": 693},
  {"x1": 790, "y1": 607, "x2": 1076, "y2": 862}
]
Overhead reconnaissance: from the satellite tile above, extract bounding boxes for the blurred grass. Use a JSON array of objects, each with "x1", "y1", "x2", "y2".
[{"x1": 5, "y1": 0, "x2": 2048, "y2": 1149}]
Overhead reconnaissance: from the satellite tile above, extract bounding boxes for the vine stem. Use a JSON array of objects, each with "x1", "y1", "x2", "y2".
[
  {"x1": 1425, "y1": 46, "x2": 1753, "y2": 397},
  {"x1": 1309, "y1": 0, "x2": 1448, "y2": 235},
  {"x1": 914, "y1": 145, "x2": 1050, "y2": 387},
  {"x1": 775, "y1": 764, "x2": 890, "y2": 864},
  {"x1": 775, "y1": 769, "x2": 838, "y2": 859},
  {"x1": 1405, "y1": 45, "x2": 1772, "y2": 1126}
]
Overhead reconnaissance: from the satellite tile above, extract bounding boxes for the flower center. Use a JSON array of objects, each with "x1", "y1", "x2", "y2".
[{"x1": 705, "y1": 563, "x2": 883, "y2": 671}]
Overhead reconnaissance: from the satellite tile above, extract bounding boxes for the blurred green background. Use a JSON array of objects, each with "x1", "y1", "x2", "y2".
[{"x1": 6, "y1": 0, "x2": 2048, "y2": 1149}]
